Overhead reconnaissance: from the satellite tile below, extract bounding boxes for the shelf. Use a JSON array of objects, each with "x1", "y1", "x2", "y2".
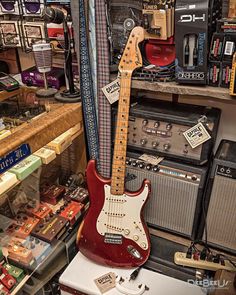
[
  {"x1": 0, "y1": 88, "x2": 21, "y2": 103},
  {"x1": 131, "y1": 80, "x2": 235, "y2": 103},
  {"x1": 0, "y1": 102, "x2": 83, "y2": 159}
]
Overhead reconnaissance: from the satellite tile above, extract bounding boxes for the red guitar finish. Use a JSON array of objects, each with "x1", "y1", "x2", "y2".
[
  {"x1": 78, "y1": 160, "x2": 151, "y2": 268},
  {"x1": 77, "y1": 27, "x2": 151, "y2": 268}
]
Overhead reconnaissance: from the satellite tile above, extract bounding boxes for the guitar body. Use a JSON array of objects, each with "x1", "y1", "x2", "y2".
[{"x1": 77, "y1": 160, "x2": 151, "y2": 268}]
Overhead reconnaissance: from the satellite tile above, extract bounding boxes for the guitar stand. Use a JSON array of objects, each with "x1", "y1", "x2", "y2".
[{"x1": 115, "y1": 276, "x2": 149, "y2": 295}]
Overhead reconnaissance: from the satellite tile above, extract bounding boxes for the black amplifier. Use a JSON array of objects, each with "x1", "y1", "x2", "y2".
[
  {"x1": 113, "y1": 99, "x2": 221, "y2": 165},
  {"x1": 198, "y1": 140, "x2": 236, "y2": 254},
  {"x1": 125, "y1": 152, "x2": 208, "y2": 239}
]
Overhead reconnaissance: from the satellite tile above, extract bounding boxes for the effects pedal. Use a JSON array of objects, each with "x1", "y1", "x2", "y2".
[
  {"x1": 31, "y1": 215, "x2": 69, "y2": 243},
  {"x1": 64, "y1": 186, "x2": 89, "y2": 205},
  {"x1": 3, "y1": 263, "x2": 25, "y2": 283},
  {"x1": 59, "y1": 201, "x2": 84, "y2": 226},
  {"x1": 6, "y1": 238, "x2": 34, "y2": 267},
  {"x1": 22, "y1": 236, "x2": 52, "y2": 266},
  {"x1": 0, "y1": 266, "x2": 16, "y2": 291},
  {"x1": 6, "y1": 214, "x2": 40, "y2": 239},
  {"x1": 40, "y1": 184, "x2": 65, "y2": 205},
  {"x1": 0, "y1": 282, "x2": 9, "y2": 295},
  {"x1": 24, "y1": 201, "x2": 53, "y2": 219},
  {"x1": 174, "y1": 252, "x2": 236, "y2": 272}
]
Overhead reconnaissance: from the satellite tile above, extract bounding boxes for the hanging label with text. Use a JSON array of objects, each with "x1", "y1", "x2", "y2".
[
  {"x1": 102, "y1": 79, "x2": 120, "y2": 104},
  {"x1": 183, "y1": 123, "x2": 211, "y2": 149}
]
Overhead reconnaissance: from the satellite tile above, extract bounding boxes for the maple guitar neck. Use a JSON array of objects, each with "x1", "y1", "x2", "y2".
[{"x1": 111, "y1": 72, "x2": 132, "y2": 195}]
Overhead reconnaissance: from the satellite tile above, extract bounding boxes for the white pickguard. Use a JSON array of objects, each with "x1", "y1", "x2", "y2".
[{"x1": 96, "y1": 184, "x2": 149, "y2": 250}]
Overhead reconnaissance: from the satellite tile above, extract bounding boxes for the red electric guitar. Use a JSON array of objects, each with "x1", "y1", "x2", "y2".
[{"x1": 77, "y1": 27, "x2": 151, "y2": 268}]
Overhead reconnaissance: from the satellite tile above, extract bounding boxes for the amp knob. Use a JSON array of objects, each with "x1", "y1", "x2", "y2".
[
  {"x1": 146, "y1": 164, "x2": 152, "y2": 170},
  {"x1": 152, "y1": 141, "x2": 159, "y2": 148},
  {"x1": 166, "y1": 123, "x2": 172, "y2": 131},
  {"x1": 153, "y1": 165, "x2": 160, "y2": 172},
  {"x1": 132, "y1": 161, "x2": 138, "y2": 167},
  {"x1": 140, "y1": 139, "x2": 147, "y2": 146},
  {"x1": 126, "y1": 159, "x2": 131, "y2": 165},
  {"x1": 142, "y1": 119, "x2": 148, "y2": 126},
  {"x1": 139, "y1": 162, "x2": 145, "y2": 169},
  {"x1": 163, "y1": 143, "x2": 171, "y2": 151},
  {"x1": 154, "y1": 121, "x2": 160, "y2": 128}
]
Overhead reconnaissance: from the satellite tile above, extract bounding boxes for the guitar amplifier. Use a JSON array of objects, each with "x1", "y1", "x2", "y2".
[
  {"x1": 125, "y1": 152, "x2": 208, "y2": 239},
  {"x1": 113, "y1": 99, "x2": 221, "y2": 165},
  {"x1": 198, "y1": 140, "x2": 236, "y2": 254}
]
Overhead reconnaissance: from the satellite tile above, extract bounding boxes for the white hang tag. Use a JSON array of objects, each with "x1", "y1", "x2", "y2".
[
  {"x1": 183, "y1": 122, "x2": 211, "y2": 149},
  {"x1": 102, "y1": 79, "x2": 120, "y2": 104},
  {"x1": 139, "y1": 154, "x2": 164, "y2": 165},
  {"x1": 94, "y1": 272, "x2": 116, "y2": 294}
]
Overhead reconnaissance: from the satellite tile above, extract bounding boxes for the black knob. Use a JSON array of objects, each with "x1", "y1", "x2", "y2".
[
  {"x1": 146, "y1": 164, "x2": 152, "y2": 170},
  {"x1": 139, "y1": 162, "x2": 145, "y2": 169},
  {"x1": 132, "y1": 161, "x2": 138, "y2": 167},
  {"x1": 154, "y1": 121, "x2": 160, "y2": 128},
  {"x1": 166, "y1": 123, "x2": 172, "y2": 131},
  {"x1": 153, "y1": 165, "x2": 160, "y2": 172},
  {"x1": 126, "y1": 159, "x2": 131, "y2": 165}
]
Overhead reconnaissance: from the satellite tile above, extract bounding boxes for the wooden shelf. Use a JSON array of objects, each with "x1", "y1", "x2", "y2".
[
  {"x1": 0, "y1": 88, "x2": 21, "y2": 103},
  {"x1": 0, "y1": 103, "x2": 83, "y2": 158},
  {"x1": 131, "y1": 80, "x2": 235, "y2": 102}
]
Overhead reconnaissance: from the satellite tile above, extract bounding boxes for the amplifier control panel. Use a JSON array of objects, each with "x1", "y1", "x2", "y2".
[
  {"x1": 125, "y1": 157, "x2": 201, "y2": 184},
  {"x1": 113, "y1": 99, "x2": 221, "y2": 165},
  {"x1": 128, "y1": 116, "x2": 202, "y2": 160}
]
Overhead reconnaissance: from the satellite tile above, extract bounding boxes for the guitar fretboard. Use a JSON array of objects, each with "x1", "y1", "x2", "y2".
[{"x1": 111, "y1": 72, "x2": 132, "y2": 195}]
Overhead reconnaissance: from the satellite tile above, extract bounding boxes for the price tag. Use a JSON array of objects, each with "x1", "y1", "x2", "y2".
[
  {"x1": 102, "y1": 79, "x2": 120, "y2": 104},
  {"x1": 183, "y1": 123, "x2": 211, "y2": 149},
  {"x1": 94, "y1": 272, "x2": 116, "y2": 294},
  {"x1": 139, "y1": 154, "x2": 164, "y2": 165}
]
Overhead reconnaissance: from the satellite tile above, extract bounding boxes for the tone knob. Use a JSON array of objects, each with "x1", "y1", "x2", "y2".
[
  {"x1": 142, "y1": 119, "x2": 148, "y2": 126},
  {"x1": 140, "y1": 139, "x2": 147, "y2": 146},
  {"x1": 163, "y1": 143, "x2": 171, "y2": 151},
  {"x1": 154, "y1": 121, "x2": 160, "y2": 128},
  {"x1": 140, "y1": 242, "x2": 147, "y2": 250},
  {"x1": 139, "y1": 162, "x2": 145, "y2": 169},
  {"x1": 124, "y1": 229, "x2": 130, "y2": 235},
  {"x1": 166, "y1": 123, "x2": 172, "y2": 131},
  {"x1": 146, "y1": 164, "x2": 152, "y2": 170},
  {"x1": 152, "y1": 141, "x2": 159, "y2": 148},
  {"x1": 133, "y1": 235, "x2": 139, "y2": 241}
]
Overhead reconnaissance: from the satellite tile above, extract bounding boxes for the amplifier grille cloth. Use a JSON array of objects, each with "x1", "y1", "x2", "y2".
[
  {"x1": 206, "y1": 175, "x2": 236, "y2": 250},
  {"x1": 125, "y1": 167, "x2": 199, "y2": 236}
]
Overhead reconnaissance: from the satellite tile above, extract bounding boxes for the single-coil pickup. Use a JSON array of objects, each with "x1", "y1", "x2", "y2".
[
  {"x1": 105, "y1": 212, "x2": 125, "y2": 217},
  {"x1": 106, "y1": 198, "x2": 126, "y2": 203},
  {"x1": 105, "y1": 224, "x2": 123, "y2": 232}
]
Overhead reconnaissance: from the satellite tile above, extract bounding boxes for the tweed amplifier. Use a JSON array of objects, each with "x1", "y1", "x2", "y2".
[
  {"x1": 125, "y1": 152, "x2": 208, "y2": 239},
  {"x1": 113, "y1": 99, "x2": 221, "y2": 165},
  {"x1": 198, "y1": 140, "x2": 236, "y2": 254}
]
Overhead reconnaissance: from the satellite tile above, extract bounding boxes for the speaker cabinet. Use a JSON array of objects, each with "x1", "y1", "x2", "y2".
[
  {"x1": 199, "y1": 140, "x2": 236, "y2": 254},
  {"x1": 125, "y1": 152, "x2": 208, "y2": 239}
]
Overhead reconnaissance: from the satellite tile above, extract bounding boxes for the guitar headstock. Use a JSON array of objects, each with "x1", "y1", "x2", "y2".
[{"x1": 118, "y1": 26, "x2": 145, "y2": 74}]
